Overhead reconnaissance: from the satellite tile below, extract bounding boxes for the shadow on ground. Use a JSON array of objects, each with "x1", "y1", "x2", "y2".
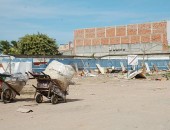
[
  {"x1": 14, "y1": 98, "x2": 35, "y2": 102},
  {"x1": 42, "y1": 98, "x2": 84, "y2": 104}
]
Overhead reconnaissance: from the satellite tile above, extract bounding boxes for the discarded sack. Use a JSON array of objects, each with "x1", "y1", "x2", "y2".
[{"x1": 43, "y1": 60, "x2": 75, "y2": 91}]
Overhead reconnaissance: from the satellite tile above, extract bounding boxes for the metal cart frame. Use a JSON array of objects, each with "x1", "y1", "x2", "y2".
[{"x1": 29, "y1": 72, "x2": 67, "y2": 104}]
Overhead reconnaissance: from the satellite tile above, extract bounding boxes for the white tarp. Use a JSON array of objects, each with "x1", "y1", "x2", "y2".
[
  {"x1": 43, "y1": 60, "x2": 75, "y2": 91},
  {"x1": 0, "y1": 67, "x2": 5, "y2": 73},
  {"x1": 18, "y1": 62, "x2": 32, "y2": 74},
  {"x1": 1, "y1": 62, "x2": 32, "y2": 74},
  {"x1": 2, "y1": 62, "x2": 10, "y2": 72}
]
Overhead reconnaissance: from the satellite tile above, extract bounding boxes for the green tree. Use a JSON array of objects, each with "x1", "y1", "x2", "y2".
[
  {"x1": 0, "y1": 40, "x2": 20, "y2": 55},
  {"x1": 0, "y1": 40, "x2": 12, "y2": 54},
  {"x1": 17, "y1": 33, "x2": 59, "y2": 55},
  {"x1": 10, "y1": 40, "x2": 20, "y2": 54}
]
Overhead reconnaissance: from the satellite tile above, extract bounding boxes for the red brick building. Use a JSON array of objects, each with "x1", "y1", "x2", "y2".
[{"x1": 74, "y1": 21, "x2": 170, "y2": 56}]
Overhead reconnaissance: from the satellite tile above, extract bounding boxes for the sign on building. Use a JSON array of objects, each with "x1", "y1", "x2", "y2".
[{"x1": 127, "y1": 55, "x2": 138, "y2": 65}]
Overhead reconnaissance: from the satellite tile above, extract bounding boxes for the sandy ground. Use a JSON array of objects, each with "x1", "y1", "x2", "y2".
[{"x1": 1, "y1": 74, "x2": 170, "y2": 130}]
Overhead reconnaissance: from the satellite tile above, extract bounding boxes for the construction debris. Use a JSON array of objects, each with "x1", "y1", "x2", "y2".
[
  {"x1": 145, "y1": 62, "x2": 151, "y2": 73},
  {"x1": 152, "y1": 64, "x2": 159, "y2": 73},
  {"x1": 120, "y1": 62, "x2": 127, "y2": 73},
  {"x1": 96, "y1": 64, "x2": 105, "y2": 74},
  {"x1": 128, "y1": 70, "x2": 146, "y2": 79},
  {"x1": 17, "y1": 108, "x2": 33, "y2": 113}
]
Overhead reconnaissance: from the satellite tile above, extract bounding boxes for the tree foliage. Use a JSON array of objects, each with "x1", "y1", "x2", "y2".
[
  {"x1": 0, "y1": 40, "x2": 18, "y2": 54},
  {"x1": 17, "y1": 33, "x2": 59, "y2": 55},
  {"x1": 0, "y1": 33, "x2": 59, "y2": 55}
]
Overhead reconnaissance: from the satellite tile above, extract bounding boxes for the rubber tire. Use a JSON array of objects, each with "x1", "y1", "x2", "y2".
[
  {"x1": 51, "y1": 95, "x2": 58, "y2": 105},
  {"x1": 2, "y1": 89, "x2": 12, "y2": 103},
  {"x1": 35, "y1": 94, "x2": 43, "y2": 103}
]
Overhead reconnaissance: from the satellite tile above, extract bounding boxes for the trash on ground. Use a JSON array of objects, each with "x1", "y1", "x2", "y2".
[
  {"x1": 128, "y1": 70, "x2": 146, "y2": 79},
  {"x1": 96, "y1": 64, "x2": 105, "y2": 74},
  {"x1": 120, "y1": 62, "x2": 127, "y2": 73},
  {"x1": 17, "y1": 108, "x2": 33, "y2": 113}
]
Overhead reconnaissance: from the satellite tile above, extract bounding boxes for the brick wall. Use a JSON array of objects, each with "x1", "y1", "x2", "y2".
[
  {"x1": 116, "y1": 26, "x2": 126, "y2": 36},
  {"x1": 106, "y1": 27, "x2": 115, "y2": 37},
  {"x1": 74, "y1": 21, "x2": 168, "y2": 53},
  {"x1": 85, "y1": 28, "x2": 95, "y2": 39}
]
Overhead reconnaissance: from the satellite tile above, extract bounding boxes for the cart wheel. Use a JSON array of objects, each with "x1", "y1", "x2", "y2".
[
  {"x1": 51, "y1": 95, "x2": 58, "y2": 104},
  {"x1": 35, "y1": 94, "x2": 43, "y2": 103},
  {"x1": 63, "y1": 98, "x2": 67, "y2": 103},
  {"x1": 1, "y1": 89, "x2": 12, "y2": 103}
]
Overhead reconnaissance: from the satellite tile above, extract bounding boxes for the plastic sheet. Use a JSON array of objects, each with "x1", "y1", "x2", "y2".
[{"x1": 5, "y1": 73, "x2": 28, "y2": 93}]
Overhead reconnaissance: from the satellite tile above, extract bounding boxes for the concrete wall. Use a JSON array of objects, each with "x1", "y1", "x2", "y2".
[
  {"x1": 74, "y1": 21, "x2": 169, "y2": 55},
  {"x1": 76, "y1": 42, "x2": 162, "y2": 56},
  {"x1": 167, "y1": 21, "x2": 170, "y2": 46}
]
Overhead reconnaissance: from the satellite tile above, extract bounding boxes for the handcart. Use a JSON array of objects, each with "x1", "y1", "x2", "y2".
[
  {"x1": 29, "y1": 72, "x2": 68, "y2": 104},
  {"x1": 0, "y1": 73, "x2": 27, "y2": 103}
]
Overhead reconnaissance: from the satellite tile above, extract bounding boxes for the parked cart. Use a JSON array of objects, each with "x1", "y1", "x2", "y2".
[
  {"x1": 0, "y1": 73, "x2": 27, "y2": 103},
  {"x1": 29, "y1": 72, "x2": 68, "y2": 104}
]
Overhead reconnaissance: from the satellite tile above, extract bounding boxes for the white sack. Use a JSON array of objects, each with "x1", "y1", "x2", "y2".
[
  {"x1": 43, "y1": 60, "x2": 75, "y2": 91},
  {"x1": 44, "y1": 60, "x2": 75, "y2": 81}
]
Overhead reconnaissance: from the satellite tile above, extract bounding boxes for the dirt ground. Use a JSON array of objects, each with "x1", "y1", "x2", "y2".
[{"x1": 1, "y1": 74, "x2": 170, "y2": 130}]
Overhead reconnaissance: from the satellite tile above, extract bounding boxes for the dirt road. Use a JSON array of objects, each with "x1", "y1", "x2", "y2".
[{"x1": 0, "y1": 75, "x2": 170, "y2": 130}]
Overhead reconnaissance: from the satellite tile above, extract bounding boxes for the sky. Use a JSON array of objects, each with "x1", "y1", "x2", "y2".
[{"x1": 0, "y1": 0, "x2": 170, "y2": 45}]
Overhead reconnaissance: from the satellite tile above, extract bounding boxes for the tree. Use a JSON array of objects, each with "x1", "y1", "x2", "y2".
[
  {"x1": 17, "y1": 33, "x2": 59, "y2": 55},
  {"x1": 0, "y1": 40, "x2": 12, "y2": 54},
  {"x1": 10, "y1": 40, "x2": 20, "y2": 54},
  {"x1": 0, "y1": 40, "x2": 20, "y2": 55}
]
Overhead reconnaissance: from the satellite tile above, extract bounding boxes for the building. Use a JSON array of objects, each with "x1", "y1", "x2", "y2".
[
  {"x1": 58, "y1": 41, "x2": 74, "y2": 55},
  {"x1": 74, "y1": 21, "x2": 170, "y2": 56}
]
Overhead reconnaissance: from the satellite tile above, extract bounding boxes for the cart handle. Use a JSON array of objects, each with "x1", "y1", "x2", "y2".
[
  {"x1": 41, "y1": 72, "x2": 51, "y2": 79},
  {"x1": 0, "y1": 73, "x2": 11, "y2": 78}
]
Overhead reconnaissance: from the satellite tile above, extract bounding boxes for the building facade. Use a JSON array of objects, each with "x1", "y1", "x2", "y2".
[
  {"x1": 58, "y1": 41, "x2": 74, "y2": 55},
  {"x1": 74, "y1": 21, "x2": 170, "y2": 56}
]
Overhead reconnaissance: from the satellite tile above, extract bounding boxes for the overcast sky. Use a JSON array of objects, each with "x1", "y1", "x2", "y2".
[{"x1": 0, "y1": 0, "x2": 170, "y2": 44}]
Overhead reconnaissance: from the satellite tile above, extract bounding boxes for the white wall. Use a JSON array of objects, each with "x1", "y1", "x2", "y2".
[{"x1": 167, "y1": 21, "x2": 170, "y2": 45}]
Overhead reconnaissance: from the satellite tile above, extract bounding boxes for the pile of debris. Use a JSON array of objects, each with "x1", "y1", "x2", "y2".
[{"x1": 77, "y1": 62, "x2": 170, "y2": 81}]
